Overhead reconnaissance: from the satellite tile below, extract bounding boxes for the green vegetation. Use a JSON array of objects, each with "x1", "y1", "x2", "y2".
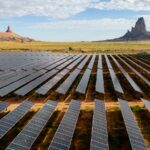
[
  {"x1": 131, "y1": 105, "x2": 145, "y2": 112},
  {"x1": 0, "y1": 41, "x2": 150, "y2": 53}
]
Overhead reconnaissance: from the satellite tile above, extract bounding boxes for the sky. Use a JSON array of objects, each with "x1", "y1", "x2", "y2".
[{"x1": 0, "y1": 0, "x2": 150, "y2": 42}]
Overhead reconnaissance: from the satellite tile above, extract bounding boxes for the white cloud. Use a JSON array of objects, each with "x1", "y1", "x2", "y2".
[
  {"x1": 0, "y1": 0, "x2": 150, "y2": 18},
  {"x1": 31, "y1": 18, "x2": 135, "y2": 30}
]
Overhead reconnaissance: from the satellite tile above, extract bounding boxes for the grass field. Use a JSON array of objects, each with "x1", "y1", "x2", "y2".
[{"x1": 0, "y1": 41, "x2": 150, "y2": 53}]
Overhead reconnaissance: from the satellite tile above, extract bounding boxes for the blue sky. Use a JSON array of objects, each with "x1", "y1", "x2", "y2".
[{"x1": 0, "y1": 0, "x2": 150, "y2": 42}]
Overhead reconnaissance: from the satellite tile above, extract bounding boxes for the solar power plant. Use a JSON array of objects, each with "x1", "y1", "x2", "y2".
[
  {"x1": 119, "y1": 99, "x2": 147, "y2": 150},
  {"x1": 141, "y1": 98, "x2": 150, "y2": 112},
  {"x1": 0, "y1": 100, "x2": 33, "y2": 139},
  {"x1": 0, "y1": 53, "x2": 150, "y2": 150},
  {"x1": 48, "y1": 100, "x2": 81, "y2": 150},
  {"x1": 6, "y1": 100, "x2": 57, "y2": 150},
  {"x1": 90, "y1": 99, "x2": 109, "y2": 150}
]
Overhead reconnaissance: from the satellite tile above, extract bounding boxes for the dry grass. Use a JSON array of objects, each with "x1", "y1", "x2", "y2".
[{"x1": 0, "y1": 41, "x2": 150, "y2": 53}]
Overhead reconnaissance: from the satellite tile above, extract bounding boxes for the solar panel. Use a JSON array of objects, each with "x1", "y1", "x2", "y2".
[
  {"x1": 0, "y1": 70, "x2": 47, "y2": 97},
  {"x1": 66, "y1": 55, "x2": 84, "y2": 70},
  {"x1": 56, "y1": 56, "x2": 89, "y2": 95},
  {"x1": 141, "y1": 98, "x2": 150, "y2": 112},
  {"x1": 14, "y1": 69, "x2": 58, "y2": 96},
  {"x1": 96, "y1": 55, "x2": 104, "y2": 94},
  {"x1": 76, "y1": 56, "x2": 95, "y2": 94},
  {"x1": 138, "y1": 57, "x2": 150, "y2": 63},
  {"x1": 122, "y1": 56, "x2": 150, "y2": 74},
  {"x1": 36, "y1": 56, "x2": 82, "y2": 95},
  {"x1": 0, "y1": 100, "x2": 33, "y2": 139},
  {"x1": 111, "y1": 55, "x2": 143, "y2": 93},
  {"x1": 117, "y1": 56, "x2": 150, "y2": 87},
  {"x1": 0, "y1": 70, "x2": 34, "y2": 89},
  {"x1": 46, "y1": 55, "x2": 74, "y2": 71},
  {"x1": 36, "y1": 69, "x2": 70, "y2": 95},
  {"x1": 34, "y1": 55, "x2": 68, "y2": 70},
  {"x1": 0, "y1": 101, "x2": 10, "y2": 112},
  {"x1": 118, "y1": 98, "x2": 147, "y2": 150},
  {"x1": 105, "y1": 55, "x2": 124, "y2": 94},
  {"x1": 76, "y1": 69, "x2": 92, "y2": 94},
  {"x1": 97, "y1": 55, "x2": 103, "y2": 69},
  {"x1": 0, "y1": 71, "x2": 18, "y2": 81},
  {"x1": 56, "y1": 69, "x2": 80, "y2": 94},
  {"x1": 6, "y1": 100, "x2": 57, "y2": 150},
  {"x1": 48, "y1": 100, "x2": 81, "y2": 150},
  {"x1": 77, "y1": 55, "x2": 91, "y2": 70},
  {"x1": 90, "y1": 99, "x2": 109, "y2": 150},
  {"x1": 128, "y1": 56, "x2": 150, "y2": 69},
  {"x1": 87, "y1": 55, "x2": 96, "y2": 70}
]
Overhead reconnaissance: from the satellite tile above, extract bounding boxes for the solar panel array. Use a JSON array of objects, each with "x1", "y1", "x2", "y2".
[
  {"x1": 128, "y1": 56, "x2": 150, "y2": 69},
  {"x1": 36, "y1": 55, "x2": 82, "y2": 95},
  {"x1": 0, "y1": 53, "x2": 149, "y2": 97},
  {"x1": 0, "y1": 101, "x2": 10, "y2": 112},
  {"x1": 48, "y1": 100, "x2": 81, "y2": 150},
  {"x1": 6, "y1": 100, "x2": 57, "y2": 150},
  {"x1": 117, "y1": 56, "x2": 150, "y2": 87},
  {"x1": 141, "y1": 98, "x2": 150, "y2": 112},
  {"x1": 122, "y1": 55, "x2": 150, "y2": 74},
  {"x1": 90, "y1": 99, "x2": 109, "y2": 150},
  {"x1": 56, "y1": 55, "x2": 90, "y2": 95},
  {"x1": 105, "y1": 55, "x2": 124, "y2": 94},
  {"x1": 111, "y1": 55, "x2": 143, "y2": 93},
  {"x1": 118, "y1": 98, "x2": 147, "y2": 150},
  {"x1": 0, "y1": 100, "x2": 33, "y2": 139}
]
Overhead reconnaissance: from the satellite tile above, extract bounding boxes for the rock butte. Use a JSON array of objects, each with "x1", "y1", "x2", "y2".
[{"x1": 0, "y1": 26, "x2": 34, "y2": 42}]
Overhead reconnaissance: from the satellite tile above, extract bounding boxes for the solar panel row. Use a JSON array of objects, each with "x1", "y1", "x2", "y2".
[
  {"x1": 118, "y1": 99, "x2": 147, "y2": 150},
  {"x1": 76, "y1": 55, "x2": 96, "y2": 94},
  {"x1": 90, "y1": 99, "x2": 109, "y2": 150},
  {"x1": 6, "y1": 100, "x2": 57, "y2": 150},
  {"x1": 105, "y1": 55, "x2": 124, "y2": 94},
  {"x1": 96, "y1": 55, "x2": 105, "y2": 94},
  {"x1": 111, "y1": 55, "x2": 143, "y2": 93},
  {"x1": 0, "y1": 100, "x2": 33, "y2": 139},
  {"x1": 48, "y1": 100, "x2": 81, "y2": 150}
]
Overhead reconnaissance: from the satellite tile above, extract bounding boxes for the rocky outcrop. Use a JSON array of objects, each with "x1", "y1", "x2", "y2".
[
  {"x1": 104, "y1": 17, "x2": 150, "y2": 41},
  {"x1": 0, "y1": 26, "x2": 34, "y2": 42},
  {"x1": 6, "y1": 26, "x2": 12, "y2": 33}
]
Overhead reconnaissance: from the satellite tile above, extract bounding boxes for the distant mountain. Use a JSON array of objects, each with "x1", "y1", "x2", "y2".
[
  {"x1": 98, "y1": 17, "x2": 150, "y2": 42},
  {"x1": 0, "y1": 26, "x2": 34, "y2": 42}
]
